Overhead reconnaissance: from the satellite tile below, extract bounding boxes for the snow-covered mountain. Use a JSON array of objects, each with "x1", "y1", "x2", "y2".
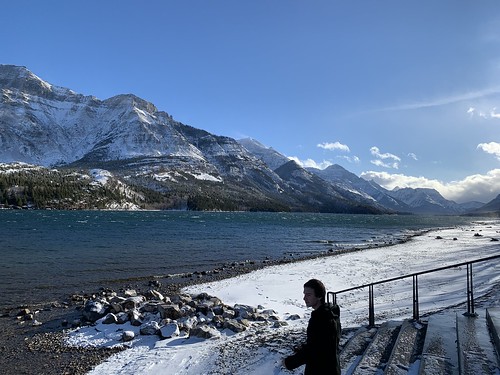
[
  {"x1": 467, "y1": 194, "x2": 500, "y2": 217},
  {"x1": 0, "y1": 65, "x2": 386, "y2": 213},
  {"x1": 386, "y1": 187, "x2": 466, "y2": 215},
  {"x1": 238, "y1": 138, "x2": 291, "y2": 171},
  {"x1": 236, "y1": 137, "x2": 492, "y2": 215},
  {"x1": 0, "y1": 65, "x2": 490, "y2": 214},
  {"x1": 0, "y1": 65, "x2": 206, "y2": 166},
  {"x1": 306, "y1": 164, "x2": 412, "y2": 213}
]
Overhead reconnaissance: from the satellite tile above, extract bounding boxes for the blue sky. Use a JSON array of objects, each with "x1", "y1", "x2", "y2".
[{"x1": 2, "y1": 1, "x2": 500, "y2": 203}]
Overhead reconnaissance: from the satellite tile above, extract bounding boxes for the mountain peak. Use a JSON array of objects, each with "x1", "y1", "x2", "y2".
[
  {"x1": 0, "y1": 64, "x2": 72, "y2": 98},
  {"x1": 104, "y1": 94, "x2": 158, "y2": 114}
]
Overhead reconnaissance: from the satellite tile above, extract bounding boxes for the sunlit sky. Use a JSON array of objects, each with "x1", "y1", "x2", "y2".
[{"x1": 2, "y1": 1, "x2": 500, "y2": 203}]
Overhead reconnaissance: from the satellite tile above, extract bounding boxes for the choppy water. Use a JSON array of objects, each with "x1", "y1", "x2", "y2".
[{"x1": 0, "y1": 210, "x2": 476, "y2": 307}]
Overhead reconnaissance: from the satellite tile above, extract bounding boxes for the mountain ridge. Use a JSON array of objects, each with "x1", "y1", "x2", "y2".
[{"x1": 0, "y1": 65, "x2": 496, "y2": 214}]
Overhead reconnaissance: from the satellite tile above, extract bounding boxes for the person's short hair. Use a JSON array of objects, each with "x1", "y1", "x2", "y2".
[{"x1": 304, "y1": 279, "x2": 326, "y2": 301}]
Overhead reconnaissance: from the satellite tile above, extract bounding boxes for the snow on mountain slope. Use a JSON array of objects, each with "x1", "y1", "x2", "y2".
[
  {"x1": 1, "y1": 65, "x2": 482, "y2": 214},
  {"x1": 0, "y1": 65, "x2": 206, "y2": 166},
  {"x1": 238, "y1": 138, "x2": 291, "y2": 171}
]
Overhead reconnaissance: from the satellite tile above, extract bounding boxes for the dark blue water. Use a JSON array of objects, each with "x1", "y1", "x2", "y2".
[{"x1": 0, "y1": 210, "x2": 475, "y2": 307}]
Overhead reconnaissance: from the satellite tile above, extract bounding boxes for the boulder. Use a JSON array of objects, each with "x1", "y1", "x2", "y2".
[
  {"x1": 178, "y1": 316, "x2": 198, "y2": 331},
  {"x1": 233, "y1": 304, "x2": 255, "y2": 319},
  {"x1": 160, "y1": 323, "x2": 180, "y2": 339},
  {"x1": 116, "y1": 312, "x2": 129, "y2": 324},
  {"x1": 102, "y1": 313, "x2": 118, "y2": 324},
  {"x1": 140, "y1": 321, "x2": 160, "y2": 336},
  {"x1": 140, "y1": 302, "x2": 161, "y2": 313},
  {"x1": 223, "y1": 319, "x2": 247, "y2": 333},
  {"x1": 83, "y1": 300, "x2": 107, "y2": 323},
  {"x1": 124, "y1": 289, "x2": 138, "y2": 297},
  {"x1": 122, "y1": 330, "x2": 135, "y2": 342},
  {"x1": 17, "y1": 308, "x2": 30, "y2": 317},
  {"x1": 190, "y1": 324, "x2": 221, "y2": 339},
  {"x1": 222, "y1": 309, "x2": 236, "y2": 320},
  {"x1": 129, "y1": 309, "x2": 143, "y2": 326},
  {"x1": 273, "y1": 321, "x2": 288, "y2": 328},
  {"x1": 122, "y1": 296, "x2": 146, "y2": 310},
  {"x1": 158, "y1": 304, "x2": 182, "y2": 320},
  {"x1": 145, "y1": 289, "x2": 164, "y2": 301}
]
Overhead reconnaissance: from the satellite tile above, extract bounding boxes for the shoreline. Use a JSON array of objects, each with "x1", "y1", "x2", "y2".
[{"x1": 0, "y1": 223, "x2": 494, "y2": 374}]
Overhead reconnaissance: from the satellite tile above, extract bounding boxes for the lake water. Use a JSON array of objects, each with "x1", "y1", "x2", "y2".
[{"x1": 0, "y1": 210, "x2": 476, "y2": 307}]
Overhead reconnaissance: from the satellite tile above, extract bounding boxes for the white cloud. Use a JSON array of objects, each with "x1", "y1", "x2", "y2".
[
  {"x1": 477, "y1": 142, "x2": 500, "y2": 160},
  {"x1": 466, "y1": 106, "x2": 500, "y2": 119},
  {"x1": 490, "y1": 108, "x2": 500, "y2": 119},
  {"x1": 370, "y1": 159, "x2": 399, "y2": 169},
  {"x1": 370, "y1": 146, "x2": 400, "y2": 169},
  {"x1": 317, "y1": 141, "x2": 350, "y2": 152},
  {"x1": 339, "y1": 155, "x2": 360, "y2": 164},
  {"x1": 288, "y1": 156, "x2": 333, "y2": 170},
  {"x1": 360, "y1": 169, "x2": 500, "y2": 204},
  {"x1": 370, "y1": 146, "x2": 401, "y2": 162},
  {"x1": 408, "y1": 153, "x2": 418, "y2": 161}
]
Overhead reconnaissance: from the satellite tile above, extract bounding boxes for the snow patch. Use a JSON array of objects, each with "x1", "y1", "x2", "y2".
[{"x1": 90, "y1": 169, "x2": 112, "y2": 185}]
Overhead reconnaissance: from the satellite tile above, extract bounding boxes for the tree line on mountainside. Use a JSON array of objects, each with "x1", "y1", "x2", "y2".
[{"x1": 0, "y1": 169, "x2": 290, "y2": 211}]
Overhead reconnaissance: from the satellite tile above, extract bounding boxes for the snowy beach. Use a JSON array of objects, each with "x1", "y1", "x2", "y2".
[{"x1": 66, "y1": 220, "x2": 500, "y2": 375}]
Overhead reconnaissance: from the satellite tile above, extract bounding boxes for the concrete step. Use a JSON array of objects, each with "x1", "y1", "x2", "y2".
[
  {"x1": 418, "y1": 312, "x2": 459, "y2": 375},
  {"x1": 340, "y1": 326, "x2": 378, "y2": 374},
  {"x1": 352, "y1": 320, "x2": 401, "y2": 375},
  {"x1": 384, "y1": 320, "x2": 425, "y2": 375},
  {"x1": 486, "y1": 307, "x2": 500, "y2": 356},
  {"x1": 339, "y1": 308, "x2": 499, "y2": 374},
  {"x1": 457, "y1": 311, "x2": 500, "y2": 374}
]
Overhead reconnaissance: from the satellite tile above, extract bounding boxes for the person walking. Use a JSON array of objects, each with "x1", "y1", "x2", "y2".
[{"x1": 283, "y1": 279, "x2": 341, "y2": 374}]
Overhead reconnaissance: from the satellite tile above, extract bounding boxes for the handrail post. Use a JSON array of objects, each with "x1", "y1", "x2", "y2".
[
  {"x1": 327, "y1": 291, "x2": 337, "y2": 305},
  {"x1": 465, "y1": 263, "x2": 477, "y2": 317},
  {"x1": 368, "y1": 284, "x2": 375, "y2": 327},
  {"x1": 413, "y1": 275, "x2": 419, "y2": 321}
]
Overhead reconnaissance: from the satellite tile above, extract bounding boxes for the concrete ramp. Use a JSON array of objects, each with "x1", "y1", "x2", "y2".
[
  {"x1": 418, "y1": 313, "x2": 459, "y2": 375},
  {"x1": 457, "y1": 311, "x2": 500, "y2": 374}
]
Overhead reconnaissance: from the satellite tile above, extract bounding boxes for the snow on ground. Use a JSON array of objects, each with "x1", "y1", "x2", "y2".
[{"x1": 73, "y1": 220, "x2": 500, "y2": 375}]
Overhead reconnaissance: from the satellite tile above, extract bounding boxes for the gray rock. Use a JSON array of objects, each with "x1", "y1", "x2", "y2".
[
  {"x1": 129, "y1": 309, "x2": 143, "y2": 326},
  {"x1": 190, "y1": 324, "x2": 221, "y2": 339},
  {"x1": 140, "y1": 302, "x2": 161, "y2": 313},
  {"x1": 116, "y1": 312, "x2": 129, "y2": 324},
  {"x1": 223, "y1": 319, "x2": 247, "y2": 333},
  {"x1": 122, "y1": 330, "x2": 135, "y2": 342},
  {"x1": 158, "y1": 304, "x2": 182, "y2": 320},
  {"x1": 222, "y1": 309, "x2": 236, "y2": 319},
  {"x1": 140, "y1": 321, "x2": 160, "y2": 336},
  {"x1": 145, "y1": 289, "x2": 164, "y2": 301},
  {"x1": 102, "y1": 313, "x2": 118, "y2": 324},
  {"x1": 122, "y1": 296, "x2": 146, "y2": 310},
  {"x1": 83, "y1": 300, "x2": 107, "y2": 323},
  {"x1": 273, "y1": 321, "x2": 289, "y2": 328},
  {"x1": 160, "y1": 323, "x2": 180, "y2": 339},
  {"x1": 124, "y1": 289, "x2": 138, "y2": 297},
  {"x1": 233, "y1": 304, "x2": 255, "y2": 319}
]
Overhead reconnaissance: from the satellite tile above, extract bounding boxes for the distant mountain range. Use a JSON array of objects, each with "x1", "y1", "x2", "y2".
[{"x1": 0, "y1": 64, "x2": 498, "y2": 215}]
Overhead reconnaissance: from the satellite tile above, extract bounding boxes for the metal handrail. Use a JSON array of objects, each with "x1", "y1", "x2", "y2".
[{"x1": 327, "y1": 254, "x2": 500, "y2": 327}]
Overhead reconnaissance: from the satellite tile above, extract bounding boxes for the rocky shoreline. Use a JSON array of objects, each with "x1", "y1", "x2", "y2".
[
  {"x1": 0, "y1": 234, "x2": 419, "y2": 375},
  {"x1": 0, "y1": 255, "x2": 306, "y2": 375}
]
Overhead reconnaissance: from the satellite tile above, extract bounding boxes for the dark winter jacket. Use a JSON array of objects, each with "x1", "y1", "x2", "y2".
[{"x1": 284, "y1": 302, "x2": 341, "y2": 375}]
